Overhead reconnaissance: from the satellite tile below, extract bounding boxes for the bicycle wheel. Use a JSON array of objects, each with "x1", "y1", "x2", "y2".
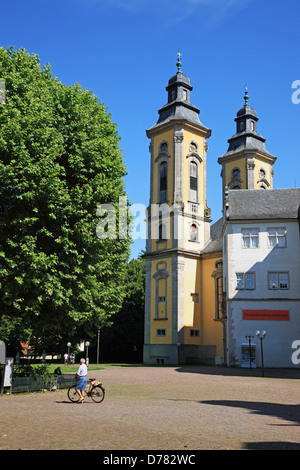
[
  {"x1": 91, "y1": 385, "x2": 105, "y2": 403},
  {"x1": 68, "y1": 385, "x2": 80, "y2": 403}
]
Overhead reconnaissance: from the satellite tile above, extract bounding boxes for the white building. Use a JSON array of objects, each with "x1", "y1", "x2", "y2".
[{"x1": 223, "y1": 188, "x2": 300, "y2": 367}]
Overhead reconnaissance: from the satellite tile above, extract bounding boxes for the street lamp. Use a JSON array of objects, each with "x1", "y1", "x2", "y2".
[
  {"x1": 67, "y1": 342, "x2": 71, "y2": 365},
  {"x1": 245, "y1": 335, "x2": 254, "y2": 369},
  {"x1": 85, "y1": 341, "x2": 90, "y2": 366},
  {"x1": 256, "y1": 330, "x2": 266, "y2": 377},
  {"x1": 97, "y1": 329, "x2": 100, "y2": 364}
]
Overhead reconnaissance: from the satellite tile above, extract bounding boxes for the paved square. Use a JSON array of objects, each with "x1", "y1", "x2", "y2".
[{"x1": 0, "y1": 366, "x2": 299, "y2": 450}]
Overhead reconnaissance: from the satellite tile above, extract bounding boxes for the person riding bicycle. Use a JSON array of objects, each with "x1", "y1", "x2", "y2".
[{"x1": 75, "y1": 358, "x2": 88, "y2": 403}]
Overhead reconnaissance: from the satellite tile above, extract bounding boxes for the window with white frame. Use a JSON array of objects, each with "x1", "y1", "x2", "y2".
[
  {"x1": 242, "y1": 228, "x2": 259, "y2": 248},
  {"x1": 268, "y1": 272, "x2": 289, "y2": 290},
  {"x1": 190, "y1": 223, "x2": 198, "y2": 242},
  {"x1": 268, "y1": 228, "x2": 286, "y2": 248},
  {"x1": 236, "y1": 272, "x2": 255, "y2": 290},
  {"x1": 189, "y1": 161, "x2": 198, "y2": 202}
]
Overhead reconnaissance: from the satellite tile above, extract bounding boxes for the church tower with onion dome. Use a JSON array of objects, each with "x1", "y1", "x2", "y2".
[
  {"x1": 218, "y1": 87, "x2": 277, "y2": 199},
  {"x1": 143, "y1": 53, "x2": 214, "y2": 365}
]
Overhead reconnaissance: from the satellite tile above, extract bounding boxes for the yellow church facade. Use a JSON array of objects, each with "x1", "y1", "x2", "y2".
[
  {"x1": 143, "y1": 57, "x2": 225, "y2": 365},
  {"x1": 142, "y1": 54, "x2": 287, "y2": 367}
]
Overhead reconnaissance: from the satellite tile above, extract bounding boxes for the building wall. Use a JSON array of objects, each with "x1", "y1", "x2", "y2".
[
  {"x1": 224, "y1": 218, "x2": 300, "y2": 367},
  {"x1": 201, "y1": 254, "x2": 224, "y2": 358}
]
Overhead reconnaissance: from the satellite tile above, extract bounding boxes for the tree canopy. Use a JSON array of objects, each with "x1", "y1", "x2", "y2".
[{"x1": 0, "y1": 46, "x2": 132, "y2": 352}]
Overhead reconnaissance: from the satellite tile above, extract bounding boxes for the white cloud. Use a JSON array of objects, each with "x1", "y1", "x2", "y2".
[{"x1": 85, "y1": 0, "x2": 253, "y2": 22}]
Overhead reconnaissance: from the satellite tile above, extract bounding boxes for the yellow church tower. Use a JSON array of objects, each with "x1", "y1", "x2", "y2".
[
  {"x1": 218, "y1": 87, "x2": 277, "y2": 196},
  {"x1": 143, "y1": 54, "x2": 213, "y2": 365}
]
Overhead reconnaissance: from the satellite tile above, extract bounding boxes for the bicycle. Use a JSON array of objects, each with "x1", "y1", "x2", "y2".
[{"x1": 67, "y1": 378, "x2": 105, "y2": 403}]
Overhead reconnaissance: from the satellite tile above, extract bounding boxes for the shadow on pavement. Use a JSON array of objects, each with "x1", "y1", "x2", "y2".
[
  {"x1": 245, "y1": 441, "x2": 300, "y2": 450},
  {"x1": 175, "y1": 365, "x2": 300, "y2": 380},
  {"x1": 201, "y1": 399, "x2": 300, "y2": 426}
]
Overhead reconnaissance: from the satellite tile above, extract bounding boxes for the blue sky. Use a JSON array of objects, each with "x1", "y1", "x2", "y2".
[{"x1": 1, "y1": 0, "x2": 299, "y2": 258}]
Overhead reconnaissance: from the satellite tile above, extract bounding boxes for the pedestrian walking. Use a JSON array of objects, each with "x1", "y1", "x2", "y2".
[{"x1": 64, "y1": 353, "x2": 69, "y2": 365}]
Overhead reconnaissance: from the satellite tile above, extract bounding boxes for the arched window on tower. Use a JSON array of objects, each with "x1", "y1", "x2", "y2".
[
  {"x1": 190, "y1": 223, "x2": 198, "y2": 242},
  {"x1": 229, "y1": 167, "x2": 242, "y2": 190},
  {"x1": 189, "y1": 161, "x2": 198, "y2": 202},
  {"x1": 159, "y1": 161, "x2": 168, "y2": 203},
  {"x1": 158, "y1": 222, "x2": 167, "y2": 241}
]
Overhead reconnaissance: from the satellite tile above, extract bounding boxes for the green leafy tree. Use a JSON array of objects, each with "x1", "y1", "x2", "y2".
[{"x1": 0, "y1": 46, "x2": 131, "y2": 353}]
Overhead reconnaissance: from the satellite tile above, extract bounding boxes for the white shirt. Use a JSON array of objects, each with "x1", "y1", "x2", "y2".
[{"x1": 76, "y1": 363, "x2": 87, "y2": 377}]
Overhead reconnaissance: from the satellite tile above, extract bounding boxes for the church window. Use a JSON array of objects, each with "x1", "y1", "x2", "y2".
[
  {"x1": 259, "y1": 168, "x2": 266, "y2": 178},
  {"x1": 231, "y1": 167, "x2": 240, "y2": 179},
  {"x1": 216, "y1": 276, "x2": 224, "y2": 319},
  {"x1": 159, "y1": 161, "x2": 168, "y2": 203},
  {"x1": 268, "y1": 272, "x2": 289, "y2": 290},
  {"x1": 190, "y1": 223, "x2": 198, "y2": 242},
  {"x1": 156, "y1": 329, "x2": 166, "y2": 336},
  {"x1": 182, "y1": 89, "x2": 187, "y2": 100},
  {"x1": 268, "y1": 228, "x2": 286, "y2": 248},
  {"x1": 242, "y1": 228, "x2": 259, "y2": 248},
  {"x1": 153, "y1": 263, "x2": 169, "y2": 320},
  {"x1": 189, "y1": 161, "x2": 198, "y2": 202},
  {"x1": 157, "y1": 277, "x2": 167, "y2": 319},
  {"x1": 189, "y1": 141, "x2": 198, "y2": 153},
  {"x1": 158, "y1": 222, "x2": 167, "y2": 240},
  {"x1": 212, "y1": 260, "x2": 225, "y2": 321},
  {"x1": 190, "y1": 329, "x2": 200, "y2": 337},
  {"x1": 159, "y1": 141, "x2": 168, "y2": 153},
  {"x1": 236, "y1": 272, "x2": 255, "y2": 290}
]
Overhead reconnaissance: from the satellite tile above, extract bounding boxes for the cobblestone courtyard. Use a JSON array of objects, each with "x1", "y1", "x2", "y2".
[{"x1": 1, "y1": 365, "x2": 299, "y2": 450}]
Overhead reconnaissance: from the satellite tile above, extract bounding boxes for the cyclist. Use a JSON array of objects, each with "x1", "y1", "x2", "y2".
[{"x1": 75, "y1": 358, "x2": 88, "y2": 403}]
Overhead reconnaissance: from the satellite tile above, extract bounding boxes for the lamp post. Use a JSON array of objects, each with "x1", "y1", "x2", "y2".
[
  {"x1": 67, "y1": 342, "x2": 71, "y2": 365},
  {"x1": 245, "y1": 335, "x2": 254, "y2": 369},
  {"x1": 256, "y1": 330, "x2": 266, "y2": 377},
  {"x1": 85, "y1": 341, "x2": 90, "y2": 366},
  {"x1": 97, "y1": 329, "x2": 100, "y2": 364}
]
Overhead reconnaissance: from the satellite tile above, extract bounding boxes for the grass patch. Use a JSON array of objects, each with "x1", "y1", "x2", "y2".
[{"x1": 30, "y1": 363, "x2": 144, "y2": 375}]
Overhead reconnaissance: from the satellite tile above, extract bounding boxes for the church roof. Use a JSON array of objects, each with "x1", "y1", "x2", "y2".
[
  {"x1": 147, "y1": 54, "x2": 211, "y2": 136},
  {"x1": 218, "y1": 89, "x2": 276, "y2": 162},
  {"x1": 226, "y1": 188, "x2": 300, "y2": 220},
  {"x1": 201, "y1": 217, "x2": 223, "y2": 254}
]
